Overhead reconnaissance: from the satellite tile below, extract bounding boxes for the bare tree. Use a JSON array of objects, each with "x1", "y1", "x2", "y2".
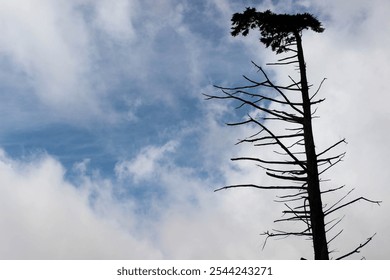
[{"x1": 205, "y1": 8, "x2": 381, "y2": 260}]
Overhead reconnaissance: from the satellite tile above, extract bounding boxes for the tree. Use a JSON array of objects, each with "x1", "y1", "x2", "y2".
[{"x1": 205, "y1": 8, "x2": 381, "y2": 260}]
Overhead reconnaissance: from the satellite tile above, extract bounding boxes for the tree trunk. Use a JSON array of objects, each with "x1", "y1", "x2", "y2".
[{"x1": 295, "y1": 31, "x2": 329, "y2": 260}]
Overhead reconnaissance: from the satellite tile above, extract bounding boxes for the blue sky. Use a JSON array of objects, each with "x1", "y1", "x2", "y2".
[
  {"x1": 0, "y1": 0, "x2": 255, "y2": 177},
  {"x1": 0, "y1": 0, "x2": 389, "y2": 259}
]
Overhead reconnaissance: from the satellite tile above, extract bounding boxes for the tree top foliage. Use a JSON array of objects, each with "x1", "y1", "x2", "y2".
[{"x1": 231, "y1": 8, "x2": 324, "y2": 54}]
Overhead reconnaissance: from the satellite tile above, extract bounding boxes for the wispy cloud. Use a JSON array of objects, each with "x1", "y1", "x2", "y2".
[
  {"x1": 115, "y1": 140, "x2": 178, "y2": 183},
  {"x1": 0, "y1": 1, "x2": 94, "y2": 115}
]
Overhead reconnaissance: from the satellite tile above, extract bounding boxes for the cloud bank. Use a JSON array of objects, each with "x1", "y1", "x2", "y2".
[{"x1": 0, "y1": 0, "x2": 389, "y2": 259}]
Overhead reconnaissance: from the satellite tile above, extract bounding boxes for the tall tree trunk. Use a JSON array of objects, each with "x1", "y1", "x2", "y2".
[{"x1": 295, "y1": 31, "x2": 329, "y2": 260}]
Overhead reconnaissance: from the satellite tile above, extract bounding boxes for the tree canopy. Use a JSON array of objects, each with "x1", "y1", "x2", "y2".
[{"x1": 231, "y1": 8, "x2": 324, "y2": 53}]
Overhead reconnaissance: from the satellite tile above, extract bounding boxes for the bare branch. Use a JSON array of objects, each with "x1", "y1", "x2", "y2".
[
  {"x1": 277, "y1": 54, "x2": 299, "y2": 62},
  {"x1": 251, "y1": 61, "x2": 304, "y2": 115},
  {"x1": 214, "y1": 88, "x2": 302, "y2": 123},
  {"x1": 266, "y1": 172, "x2": 307, "y2": 182},
  {"x1": 214, "y1": 184, "x2": 306, "y2": 192},
  {"x1": 310, "y1": 78, "x2": 327, "y2": 101},
  {"x1": 325, "y1": 215, "x2": 345, "y2": 234},
  {"x1": 257, "y1": 164, "x2": 306, "y2": 176},
  {"x1": 325, "y1": 197, "x2": 382, "y2": 216},
  {"x1": 274, "y1": 195, "x2": 306, "y2": 203},
  {"x1": 261, "y1": 228, "x2": 311, "y2": 250},
  {"x1": 267, "y1": 60, "x2": 299, "y2": 66},
  {"x1": 231, "y1": 157, "x2": 306, "y2": 171},
  {"x1": 321, "y1": 185, "x2": 345, "y2": 195},
  {"x1": 288, "y1": 76, "x2": 301, "y2": 91},
  {"x1": 277, "y1": 190, "x2": 307, "y2": 200},
  {"x1": 327, "y1": 229, "x2": 343, "y2": 244},
  {"x1": 317, "y1": 153, "x2": 346, "y2": 163},
  {"x1": 317, "y1": 139, "x2": 347, "y2": 158},
  {"x1": 239, "y1": 133, "x2": 304, "y2": 145},
  {"x1": 318, "y1": 153, "x2": 345, "y2": 175},
  {"x1": 325, "y1": 188, "x2": 354, "y2": 214},
  {"x1": 274, "y1": 215, "x2": 311, "y2": 223},
  {"x1": 336, "y1": 234, "x2": 377, "y2": 260},
  {"x1": 247, "y1": 116, "x2": 308, "y2": 171},
  {"x1": 229, "y1": 89, "x2": 305, "y2": 106}
]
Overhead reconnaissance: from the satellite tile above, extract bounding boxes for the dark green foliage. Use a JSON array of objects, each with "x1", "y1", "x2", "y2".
[{"x1": 231, "y1": 8, "x2": 324, "y2": 53}]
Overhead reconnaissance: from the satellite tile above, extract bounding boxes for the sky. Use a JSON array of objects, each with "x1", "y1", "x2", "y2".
[{"x1": 0, "y1": 0, "x2": 389, "y2": 260}]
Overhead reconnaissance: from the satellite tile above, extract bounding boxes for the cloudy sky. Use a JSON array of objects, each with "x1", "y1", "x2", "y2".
[{"x1": 0, "y1": 0, "x2": 389, "y2": 260}]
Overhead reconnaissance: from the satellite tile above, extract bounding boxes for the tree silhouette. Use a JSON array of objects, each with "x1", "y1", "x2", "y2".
[{"x1": 205, "y1": 8, "x2": 381, "y2": 260}]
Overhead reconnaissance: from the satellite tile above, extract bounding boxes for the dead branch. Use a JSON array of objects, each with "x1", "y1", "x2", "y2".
[
  {"x1": 325, "y1": 197, "x2": 382, "y2": 216},
  {"x1": 327, "y1": 229, "x2": 343, "y2": 244},
  {"x1": 318, "y1": 154, "x2": 345, "y2": 175},
  {"x1": 325, "y1": 215, "x2": 345, "y2": 234},
  {"x1": 214, "y1": 184, "x2": 306, "y2": 192},
  {"x1": 238, "y1": 133, "x2": 304, "y2": 145},
  {"x1": 336, "y1": 233, "x2": 377, "y2": 260},
  {"x1": 317, "y1": 139, "x2": 347, "y2": 158},
  {"x1": 310, "y1": 78, "x2": 327, "y2": 100},
  {"x1": 250, "y1": 61, "x2": 304, "y2": 115},
  {"x1": 267, "y1": 60, "x2": 299, "y2": 66},
  {"x1": 324, "y1": 188, "x2": 354, "y2": 214},
  {"x1": 231, "y1": 156, "x2": 305, "y2": 166},
  {"x1": 247, "y1": 116, "x2": 307, "y2": 170},
  {"x1": 321, "y1": 185, "x2": 345, "y2": 195},
  {"x1": 261, "y1": 229, "x2": 311, "y2": 250},
  {"x1": 266, "y1": 172, "x2": 307, "y2": 182}
]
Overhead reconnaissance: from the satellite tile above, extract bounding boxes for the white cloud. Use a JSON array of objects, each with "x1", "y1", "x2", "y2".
[
  {"x1": 112, "y1": 138, "x2": 307, "y2": 259},
  {"x1": 0, "y1": 0, "x2": 254, "y2": 126},
  {"x1": 0, "y1": 0, "x2": 389, "y2": 260},
  {"x1": 0, "y1": 0, "x2": 143, "y2": 124},
  {"x1": 0, "y1": 150, "x2": 161, "y2": 259},
  {"x1": 0, "y1": 1, "x2": 93, "y2": 110},
  {"x1": 114, "y1": 140, "x2": 178, "y2": 183},
  {"x1": 0, "y1": 145, "x2": 309, "y2": 259},
  {"x1": 91, "y1": 0, "x2": 138, "y2": 41}
]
